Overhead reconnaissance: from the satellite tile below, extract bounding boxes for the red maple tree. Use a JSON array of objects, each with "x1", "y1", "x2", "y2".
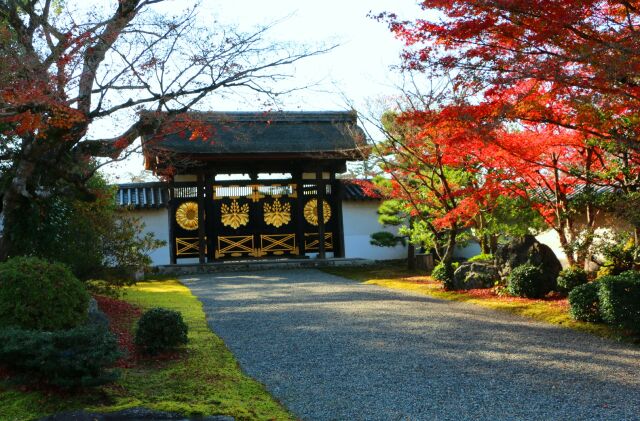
[{"x1": 373, "y1": 1, "x2": 640, "y2": 267}]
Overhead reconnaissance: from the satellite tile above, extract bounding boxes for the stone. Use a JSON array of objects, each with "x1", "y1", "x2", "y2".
[
  {"x1": 39, "y1": 408, "x2": 235, "y2": 421},
  {"x1": 86, "y1": 297, "x2": 109, "y2": 329},
  {"x1": 495, "y1": 235, "x2": 562, "y2": 293},
  {"x1": 452, "y1": 262, "x2": 498, "y2": 290}
]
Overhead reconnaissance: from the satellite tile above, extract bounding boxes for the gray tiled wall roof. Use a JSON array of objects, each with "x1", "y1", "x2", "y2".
[{"x1": 116, "y1": 179, "x2": 379, "y2": 208}]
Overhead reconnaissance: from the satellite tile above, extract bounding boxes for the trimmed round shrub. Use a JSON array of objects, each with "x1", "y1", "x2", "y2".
[
  {"x1": 557, "y1": 267, "x2": 588, "y2": 293},
  {"x1": 507, "y1": 263, "x2": 546, "y2": 298},
  {"x1": 598, "y1": 271, "x2": 640, "y2": 332},
  {"x1": 0, "y1": 257, "x2": 89, "y2": 330},
  {"x1": 0, "y1": 324, "x2": 121, "y2": 388},
  {"x1": 568, "y1": 281, "x2": 601, "y2": 322},
  {"x1": 135, "y1": 307, "x2": 188, "y2": 355}
]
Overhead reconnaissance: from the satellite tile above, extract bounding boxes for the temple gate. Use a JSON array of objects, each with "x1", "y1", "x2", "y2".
[{"x1": 141, "y1": 111, "x2": 364, "y2": 263}]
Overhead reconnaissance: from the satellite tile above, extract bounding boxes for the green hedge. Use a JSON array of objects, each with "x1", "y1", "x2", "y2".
[
  {"x1": 0, "y1": 257, "x2": 89, "y2": 330},
  {"x1": 507, "y1": 264, "x2": 545, "y2": 298},
  {"x1": 598, "y1": 271, "x2": 640, "y2": 332},
  {"x1": 557, "y1": 267, "x2": 588, "y2": 293},
  {"x1": 568, "y1": 282, "x2": 601, "y2": 322},
  {"x1": 0, "y1": 324, "x2": 121, "y2": 388}
]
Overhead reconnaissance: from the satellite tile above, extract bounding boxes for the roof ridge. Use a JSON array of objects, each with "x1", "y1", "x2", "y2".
[{"x1": 140, "y1": 110, "x2": 358, "y2": 123}]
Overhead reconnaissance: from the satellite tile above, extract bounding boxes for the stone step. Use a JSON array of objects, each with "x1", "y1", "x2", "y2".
[{"x1": 154, "y1": 257, "x2": 375, "y2": 275}]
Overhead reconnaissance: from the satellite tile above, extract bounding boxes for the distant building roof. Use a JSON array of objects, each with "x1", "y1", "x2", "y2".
[{"x1": 142, "y1": 111, "x2": 367, "y2": 173}]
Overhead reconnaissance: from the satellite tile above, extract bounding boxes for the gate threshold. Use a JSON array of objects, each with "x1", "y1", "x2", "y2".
[{"x1": 155, "y1": 257, "x2": 375, "y2": 275}]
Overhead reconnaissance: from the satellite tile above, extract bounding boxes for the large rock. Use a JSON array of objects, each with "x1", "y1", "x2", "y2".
[
  {"x1": 452, "y1": 262, "x2": 499, "y2": 290},
  {"x1": 495, "y1": 235, "x2": 562, "y2": 293}
]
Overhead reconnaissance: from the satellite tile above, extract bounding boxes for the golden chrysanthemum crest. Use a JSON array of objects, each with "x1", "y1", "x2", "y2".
[
  {"x1": 303, "y1": 199, "x2": 331, "y2": 226},
  {"x1": 175, "y1": 201, "x2": 199, "y2": 230}
]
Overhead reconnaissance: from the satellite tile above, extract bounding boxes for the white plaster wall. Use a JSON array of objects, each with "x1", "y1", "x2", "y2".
[
  {"x1": 342, "y1": 201, "x2": 408, "y2": 260},
  {"x1": 453, "y1": 242, "x2": 482, "y2": 259},
  {"x1": 535, "y1": 230, "x2": 569, "y2": 268},
  {"x1": 134, "y1": 208, "x2": 171, "y2": 266}
]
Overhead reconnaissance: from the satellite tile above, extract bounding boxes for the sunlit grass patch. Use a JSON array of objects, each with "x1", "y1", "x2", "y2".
[
  {"x1": 96, "y1": 279, "x2": 294, "y2": 420},
  {"x1": 324, "y1": 264, "x2": 630, "y2": 343}
]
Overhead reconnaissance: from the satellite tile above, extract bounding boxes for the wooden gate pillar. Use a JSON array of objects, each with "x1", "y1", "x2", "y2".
[
  {"x1": 168, "y1": 178, "x2": 177, "y2": 265},
  {"x1": 197, "y1": 172, "x2": 207, "y2": 264},
  {"x1": 207, "y1": 174, "x2": 215, "y2": 262},
  {"x1": 333, "y1": 176, "x2": 345, "y2": 258},
  {"x1": 295, "y1": 174, "x2": 306, "y2": 258},
  {"x1": 317, "y1": 172, "x2": 326, "y2": 259}
]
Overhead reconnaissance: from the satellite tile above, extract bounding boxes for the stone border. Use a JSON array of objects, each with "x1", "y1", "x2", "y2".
[
  {"x1": 40, "y1": 407, "x2": 234, "y2": 421},
  {"x1": 155, "y1": 257, "x2": 375, "y2": 275}
]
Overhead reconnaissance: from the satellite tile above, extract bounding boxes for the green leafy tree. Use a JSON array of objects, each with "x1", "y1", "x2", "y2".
[
  {"x1": 6, "y1": 170, "x2": 164, "y2": 282},
  {"x1": 473, "y1": 196, "x2": 547, "y2": 254}
]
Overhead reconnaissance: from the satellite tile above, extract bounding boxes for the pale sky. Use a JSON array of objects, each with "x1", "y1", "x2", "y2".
[{"x1": 103, "y1": 0, "x2": 423, "y2": 181}]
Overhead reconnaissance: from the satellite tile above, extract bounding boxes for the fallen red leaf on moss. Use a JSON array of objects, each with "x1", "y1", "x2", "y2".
[
  {"x1": 94, "y1": 295, "x2": 187, "y2": 367},
  {"x1": 398, "y1": 276, "x2": 569, "y2": 309},
  {"x1": 94, "y1": 295, "x2": 143, "y2": 368}
]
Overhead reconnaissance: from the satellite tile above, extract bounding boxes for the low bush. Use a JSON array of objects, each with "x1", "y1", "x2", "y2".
[
  {"x1": 0, "y1": 324, "x2": 121, "y2": 388},
  {"x1": 568, "y1": 282, "x2": 601, "y2": 322},
  {"x1": 431, "y1": 261, "x2": 459, "y2": 290},
  {"x1": 0, "y1": 257, "x2": 89, "y2": 330},
  {"x1": 598, "y1": 271, "x2": 640, "y2": 332},
  {"x1": 557, "y1": 267, "x2": 588, "y2": 293},
  {"x1": 431, "y1": 262, "x2": 448, "y2": 281},
  {"x1": 467, "y1": 253, "x2": 494, "y2": 263},
  {"x1": 135, "y1": 307, "x2": 188, "y2": 355},
  {"x1": 507, "y1": 264, "x2": 545, "y2": 298},
  {"x1": 596, "y1": 264, "x2": 614, "y2": 279}
]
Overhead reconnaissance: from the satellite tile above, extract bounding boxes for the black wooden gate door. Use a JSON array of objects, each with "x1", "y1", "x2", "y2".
[{"x1": 208, "y1": 183, "x2": 300, "y2": 259}]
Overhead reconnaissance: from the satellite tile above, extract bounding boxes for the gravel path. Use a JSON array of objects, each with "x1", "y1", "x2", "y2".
[{"x1": 182, "y1": 269, "x2": 640, "y2": 421}]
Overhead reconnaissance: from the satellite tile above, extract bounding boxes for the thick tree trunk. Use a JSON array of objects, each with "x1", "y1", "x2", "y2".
[
  {"x1": 442, "y1": 228, "x2": 458, "y2": 266},
  {"x1": 557, "y1": 226, "x2": 576, "y2": 267},
  {"x1": 489, "y1": 234, "x2": 498, "y2": 255},
  {"x1": 480, "y1": 235, "x2": 491, "y2": 254},
  {"x1": 0, "y1": 152, "x2": 38, "y2": 260},
  {"x1": 407, "y1": 243, "x2": 416, "y2": 270},
  {"x1": 0, "y1": 183, "x2": 32, "y2": 260}
]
